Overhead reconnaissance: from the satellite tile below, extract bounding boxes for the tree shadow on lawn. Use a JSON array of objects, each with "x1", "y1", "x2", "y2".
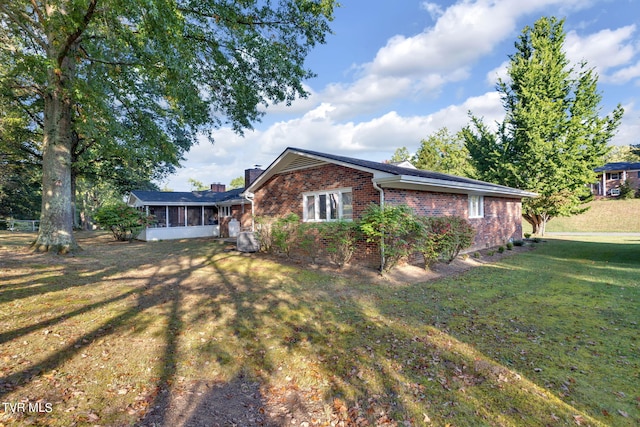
[{"x1": 1, "y1": 232, "x2": 635, "y2": 426}]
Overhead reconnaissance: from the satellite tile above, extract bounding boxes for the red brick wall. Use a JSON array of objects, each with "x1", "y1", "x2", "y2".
[
  {"x1": 253, "y1": 164, "x2": 379, "y2": 218},
  {"x1": 219, "y1": 203, "x2": 252, "y2": 237},
  {"x1": 385, "y1": 189, "x2": 523, "y2": 251},
  {"x1": 253, "y1": 164, "x2": 524, "y2": 266},
  {"x1": 253, "y1": 164, "x2": 381, "y2": 265}
]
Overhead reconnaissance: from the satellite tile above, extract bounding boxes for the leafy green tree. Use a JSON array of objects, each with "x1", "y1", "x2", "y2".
[
  {"x1": 188, "y1": 178, "x2": 209, "y2": 191},
  {"x1": 604, "y1": 145, "x2": 640, "y2": 163},
  {"x1": 413, "y1": 127, "x2": 474, "y2": 177},
  {"x1": 0, "y1": 0, "x2": 336, "y2": 253},
  {"x1": 228, "y1": 176, "x2": 245, "y2": 190},
  {"x1": 462, "y1": 17, "x2": 623, "y2": 235},
  {"x1": 389, "y1": 147, "x2": 412, "y2": 163}
]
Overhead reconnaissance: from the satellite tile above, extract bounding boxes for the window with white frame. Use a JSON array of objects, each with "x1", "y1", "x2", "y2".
[
  {"x1": 303, "y1": 188, "x2": 353, "y2": 222},
  {"x1": 219, "y1": 205, "x2": 232, "y2": 217},
  {"x1": 468, "y1": 195, "x2": 484, "y2": 218}
]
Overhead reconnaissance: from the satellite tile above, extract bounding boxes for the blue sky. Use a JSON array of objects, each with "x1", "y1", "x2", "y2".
[{"x1": 163, "y1": 0, "x2": 640, "y2": 191}]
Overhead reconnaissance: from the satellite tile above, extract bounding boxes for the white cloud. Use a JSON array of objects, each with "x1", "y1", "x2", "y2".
[
  {"x1": 611, "y1": 102, "x2": 640, "y2": 146},
  {"x1": 420, "y1": 2, "x2": 444, "y2": 21},
  {"x1": 609, "y1": 61, "x2": 640, "y2": 85},
  {"x1": 564, "y1": 25, "x2": 638, "y2": 81},
  {"x1": 486, "y1": 60, "x2": 510, "y2": 87}
]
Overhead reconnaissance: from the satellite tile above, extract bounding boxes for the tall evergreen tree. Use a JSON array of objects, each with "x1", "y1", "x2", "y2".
[
  {"x1": 0, "y1": 0, "x2": 335, "y2": 253},
  {"x1": 462, "y1": 17, "x2": 623, "y2": 235}
]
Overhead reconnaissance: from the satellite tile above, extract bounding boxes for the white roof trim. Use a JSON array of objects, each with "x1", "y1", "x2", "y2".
[{"x1": 373, "y1": 176, "x2": 537, "y2": 198}]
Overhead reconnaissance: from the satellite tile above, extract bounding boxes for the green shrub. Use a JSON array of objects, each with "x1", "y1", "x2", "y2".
[
  {"x1": 360, "y1": 204, "x2": 422, "y2": 272},
  {"x1": 254, "y1": 216, "x2": 275, "y2": 253},
  {"x1": 619, "y1": 180, "x2": 635, "y2": 200},
  {"x1": 272, "y1": 213, "x2": 300, "y2": 257},
  {"x1": 427, "y1": 216, "x2": 476, "y2": 264},
  {"x1": 93, "y1": 203, "x2": 154, "y2": 242},
  {"x1": 498, "y1": 246, "x2": 505, "y2": 253},
  {"x1": 524, "y1": 233, "x2": 532, "y2": 239},
  {"x1": 414, "y1": 216, "x2": 476, "y2": 267},
  {"x1": 296, "y1": 223, "x2": 320, "y2": 263},
  {"x1": 317, "y1": 221, "x2": 360, "y2": 268},
  {"x1": 506, "y1": 242, "x2": 514, "y2": 250},
  {"x1": 513, "y1": 240, "x2": 524, "y2": 247}
]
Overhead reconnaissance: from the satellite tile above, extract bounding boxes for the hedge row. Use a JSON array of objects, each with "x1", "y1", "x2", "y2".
[{"x1": 255, "y1": 204, "x2": 476, "y2": 272}]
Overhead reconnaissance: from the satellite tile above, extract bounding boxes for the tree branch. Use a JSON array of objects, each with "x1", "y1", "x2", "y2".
[
  {"x1": 0, "y1": 4, "x2": 47, "y2": 50},
  {"x1": 57, "y1": 0, "x2": 98, "y2": 66}
]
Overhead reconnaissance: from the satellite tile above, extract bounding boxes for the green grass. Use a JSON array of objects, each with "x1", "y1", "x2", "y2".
[
  {"x1": 0, "y1": 231, "x2": 638, "y2": 426},
  {"x1": 530, "y1": 198, "x2": 640, "y2": 233}
]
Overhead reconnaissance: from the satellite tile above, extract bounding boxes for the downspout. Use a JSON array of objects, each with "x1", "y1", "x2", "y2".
[
  {"x1": 372, "y1": 179, "x2": 385, "y2": 271},
  {"x1": 243, "y1": 192, "x2": 255, "y2": 231}
]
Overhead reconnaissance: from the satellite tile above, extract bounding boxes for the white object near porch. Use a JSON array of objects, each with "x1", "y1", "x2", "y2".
[{"x1": 137, "y1": 224, "x2": 220, "y2": 241}]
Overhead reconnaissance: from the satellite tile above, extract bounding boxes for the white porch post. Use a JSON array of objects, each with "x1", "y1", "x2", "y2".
[
  {"x1": 622, "y1": 170, "x2": 627, "y2": 182},
  {"x1": 601, "y1": 173, "x2": 606, "y2": 196}
]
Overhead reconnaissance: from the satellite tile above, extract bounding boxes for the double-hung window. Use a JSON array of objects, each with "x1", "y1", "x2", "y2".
[
  {"x1": 303, "y1": 188, "x2": 353, "y2": 222},
  {"x1": 468, "y1": 194, "x2": 484, "y2": 218}
]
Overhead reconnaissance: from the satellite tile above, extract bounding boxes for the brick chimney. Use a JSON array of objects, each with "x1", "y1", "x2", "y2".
[
  {"x1": 244, "y1": 168, "x2": 263, "y2": 189},
  {"x1": 210, "y1": 183, "x2": 226, "y2": 193}
]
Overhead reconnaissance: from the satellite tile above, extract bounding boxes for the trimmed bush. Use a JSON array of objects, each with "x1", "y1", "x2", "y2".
[
  {"x1": 426, "y1": 216, "x2": 476, "y2": 264},
  {"x1": 93, "y1": 203, "x2": 154, "y2": 242},
  {"x1": 272, "y1": 213, "x2": 300, "y2": 257},
  {"x1": 360, "y1": 204, "x2": 422, "y2": 272},
  {"x1": 317, "y1": 221, "x2": 360, "y2": 268},
  {"x1": 254, "y1": 216, "x2": 275, "y2": 253},
  {"x1": 296, "y1": 223, "x2": 320, "y2": 264}
]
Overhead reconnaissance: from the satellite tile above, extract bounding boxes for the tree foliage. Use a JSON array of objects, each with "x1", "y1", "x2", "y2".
[
  {"x1": 228, "y1": 176, "x2": 245, "y2": 189},
  {"x1": 389, "y1": 147, "x2": 412, "y2": 163},
  {"x1": 413, "y1": 128, "x2": 474, "y2": 177},
  {"x1": 603, "y1": 145, "x2": 640, "y2": 163},
  {"x1": 0, "y1": 0, "x2": 336, "y2": 253},
  {"x1": 462, "y1": 17, "x2": 623, "y2": 235}
]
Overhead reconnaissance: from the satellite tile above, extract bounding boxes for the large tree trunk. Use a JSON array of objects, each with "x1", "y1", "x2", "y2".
[
  {"x1": 32, "y1": 52, "x2": 80, "y2": 254},
  {"x1": 523, "y1": 213, "x2": 543, "y2": 235}
]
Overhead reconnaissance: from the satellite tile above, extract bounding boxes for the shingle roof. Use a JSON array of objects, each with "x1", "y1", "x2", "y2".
[
  {"x1": 595, "y1": 162, "x2": 640, "y2": 172},
  {"x1": 289, "y1": 147, "x2": 528, "y2": 194},
  {"x1": 131, "y1": 187, "x2": 244, "y2": 204}
]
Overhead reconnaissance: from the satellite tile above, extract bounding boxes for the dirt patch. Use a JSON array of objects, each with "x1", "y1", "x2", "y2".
[{"x1": 258, "y1": 243, "x2": 536, "y2": 286}]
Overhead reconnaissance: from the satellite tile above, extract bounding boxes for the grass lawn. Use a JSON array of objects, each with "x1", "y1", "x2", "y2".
[
  {"x1": 0, "y1": 231, "x2": 638, "y2": 426},
  {"x1": 528, "y1": 198, "x2": 640, "y2": 233}
]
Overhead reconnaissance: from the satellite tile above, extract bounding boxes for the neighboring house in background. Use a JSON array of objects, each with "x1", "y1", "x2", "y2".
[
  {"x1": 128, "y1": 168, "x2": 262, "y2": 241},
  {"x1": 243, "y1": 147, "x2": 536, "y2": 267},
  {"x1": 592, "y1": 162, "x2": 640, "y2": 197}
]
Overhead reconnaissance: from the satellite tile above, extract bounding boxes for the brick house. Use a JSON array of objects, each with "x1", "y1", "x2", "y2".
[
  {"x1": 591, "y1": 162, "x2": 640, "y2": 197},
  {"x1": 243, "y1": 147, "x2": 536, "y2": 267}
]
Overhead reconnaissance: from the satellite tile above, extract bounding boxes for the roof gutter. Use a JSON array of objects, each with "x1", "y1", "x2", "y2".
[
  {"x1": 372, "y1": 179, "x2": 385, "y2": 272},
  {"x1": 243, "y1": 192, "x2": 255, "y2": 231}
]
